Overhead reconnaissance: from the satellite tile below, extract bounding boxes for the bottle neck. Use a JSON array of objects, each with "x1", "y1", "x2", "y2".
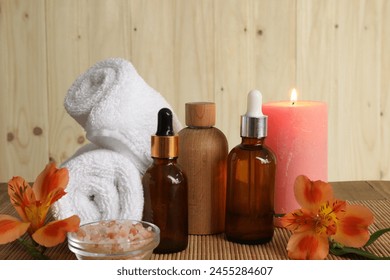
[
  {"x1": 152, "y1": 157, "x2": 178, "y2": 164},
  {"x1": 240, "y1": 137, "x2": 265, "y2": 147}
]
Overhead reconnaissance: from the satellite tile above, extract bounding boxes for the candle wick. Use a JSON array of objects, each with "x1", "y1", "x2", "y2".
[{"x1": 292, "y1": 101, "x2": 295, "y2": 105}]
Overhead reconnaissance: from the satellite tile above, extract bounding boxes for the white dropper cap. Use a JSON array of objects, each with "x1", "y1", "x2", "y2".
[
  {"x1": 240, "y1": 90, "x2": 268, "y2": 138},
  {"x1": 245, "y1": 90, "x2": 264, "y2": 117}
]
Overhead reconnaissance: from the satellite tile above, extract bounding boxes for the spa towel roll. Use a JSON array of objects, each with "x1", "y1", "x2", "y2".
[
  {"x1": 53, "y1": 144, "x2": 143, "y2": 225},
  {"x1": 64, "y1": 58, "x2": 182, "y2": 174}
]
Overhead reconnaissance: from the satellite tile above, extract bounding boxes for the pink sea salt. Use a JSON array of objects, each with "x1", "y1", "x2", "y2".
[{"x1": 69, "y1": 220, "x2": 156, "y2": 257}]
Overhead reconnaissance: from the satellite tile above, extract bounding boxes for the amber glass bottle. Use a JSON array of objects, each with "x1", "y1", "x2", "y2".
[
  {"x1": 142, "y1": 108, "x2": 188, "y2": 253},
  {"x1": 225, "y1": 90, "x2": 276, "y2": 244}
]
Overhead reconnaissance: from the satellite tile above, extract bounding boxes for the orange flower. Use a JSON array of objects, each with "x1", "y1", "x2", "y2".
[
  {"x1": 0, "y1": 163, "x2": 80, "y2": 247},
  {"x1": 280, "y1": 175, "x2": 374, "y2": 260}
]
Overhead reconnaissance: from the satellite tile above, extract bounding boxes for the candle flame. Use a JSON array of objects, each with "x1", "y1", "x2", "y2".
[{"x1": 291, "y1": 88, "x2": 298, "y2": 105}]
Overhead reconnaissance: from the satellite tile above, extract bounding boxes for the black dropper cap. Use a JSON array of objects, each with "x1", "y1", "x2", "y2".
[
  {"x1": 156, "y1": 108, "x2": 174, "y2": 136},
  {"x1": 151, "y1": 108, "x2": 178, "y2": 158}
]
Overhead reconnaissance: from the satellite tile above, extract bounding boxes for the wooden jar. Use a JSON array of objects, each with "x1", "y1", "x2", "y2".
[{"x1": 178, "y1": 102, "x2": 228, "y2": 234}]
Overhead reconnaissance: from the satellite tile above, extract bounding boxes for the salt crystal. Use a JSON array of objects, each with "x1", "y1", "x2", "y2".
[{"x1": 71, "y1": 220, "x2": 156, "y2": 256}]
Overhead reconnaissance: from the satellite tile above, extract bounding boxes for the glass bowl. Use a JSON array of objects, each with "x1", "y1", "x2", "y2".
[{"x1": 67, "y1": 219, "x2": 160, "y2": 260}]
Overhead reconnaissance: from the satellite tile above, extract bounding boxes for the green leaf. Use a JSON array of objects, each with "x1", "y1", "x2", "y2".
[
  {"x1": 329, "y1": 227, "x2": 390, "y2": 259},
  {"x1": 329, "y1": 245, "x2": 390, "y2": 260},
  {"x1": 364, "y1": 227, "x2": 390, "y2": 247},
  {"x1": 18, "y1": 238, "x2": 50, "y2": 260}
]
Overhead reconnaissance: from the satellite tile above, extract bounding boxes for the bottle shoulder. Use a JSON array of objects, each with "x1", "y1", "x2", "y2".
[
  {"x1": 178, "y1": 128, "x2": 228, "y2": 154},
  {"x1": 144, "y1": 160, "x2": 187, "y2": 181},
  {"x1": 179, "y1": 127, "x2": 227, "y2": 140},
  {"x1": 229, "y1": 143, "x2": 276, "y2": 162},
  {"x1": 146, "y1": 159, "x2": 184, "y2": 170}
]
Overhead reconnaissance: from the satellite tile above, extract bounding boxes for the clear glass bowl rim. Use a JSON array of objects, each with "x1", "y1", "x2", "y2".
[{"x1": 67, "y1": 219, "x2": 160, "y2": 257}]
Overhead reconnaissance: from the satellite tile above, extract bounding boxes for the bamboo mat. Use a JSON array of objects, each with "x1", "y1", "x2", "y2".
[
  {"x1": 150, "y1": 200, "x2": 390, "y2": 260},
  {"x1": 0, "y1": 199, "x2": 388, "y2": 260}
]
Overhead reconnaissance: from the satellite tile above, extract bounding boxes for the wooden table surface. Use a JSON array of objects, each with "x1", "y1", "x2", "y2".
[{"x1": 0, "y1": 181, "x2": 389, "y2": 260}]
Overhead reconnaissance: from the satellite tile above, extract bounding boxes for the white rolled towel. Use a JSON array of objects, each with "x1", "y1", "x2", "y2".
[
  {"x1": 64, "y1": 57, "x2": 182, "y2": 174},
  {"x1": 53, "y1": 144, "x2": 144, "y2": 225}
]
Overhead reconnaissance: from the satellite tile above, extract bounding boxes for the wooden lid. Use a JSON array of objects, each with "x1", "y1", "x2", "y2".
[{"x1": 185, "y1": 102, "x2": 216, "y2": 127}]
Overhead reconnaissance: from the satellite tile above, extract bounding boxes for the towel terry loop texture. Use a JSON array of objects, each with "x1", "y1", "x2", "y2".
[{"x1": 54, "y1": 58, "x2": 182, "y2": 225}]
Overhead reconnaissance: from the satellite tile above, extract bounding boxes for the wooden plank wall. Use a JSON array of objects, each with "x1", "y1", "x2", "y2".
[{"x1": 0, "y1": 0, "x2": 389, "y2": 182}]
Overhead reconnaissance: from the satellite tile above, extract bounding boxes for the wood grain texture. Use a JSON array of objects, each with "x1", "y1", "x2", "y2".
[
  {"x1": 130, "y1": 0, "x2": 177, "y2": 118},
  {"x1": 0, "y1": 0, "x2": 389, "y2": 182},
  {"x1": 0, "y1": 0, "x2": 49, "y2": 181},
  {"x1": 178, "y1": 126, "x2": 228, "y2": 234},
  {"x1": 297, "y1": 0, "x2": 383, "y2": 181},
  {"x1": 45, "y1": 0, "x2": 89, "y2": 165},
  {"x1": 45, "y1": 0, "x2": 131, "y2": 165},
  {"x1": 214, "y1": 0, "x2": 255, "y2": 148},
  {"x1": 332, "y1": 181, "x2": 386, "y2": 200},
  {"x1": 380, "y1": 1, "x2": 390, "y2": 180},
  {"x1": 367, "y1": 181, "x2": 390, "y2": 200},
  {"x1": 253, "y1": 0, "x2": 296, "y2": 102},
  {"x1": 173, "y1": 0, "x2": 215, "y2": 119}
]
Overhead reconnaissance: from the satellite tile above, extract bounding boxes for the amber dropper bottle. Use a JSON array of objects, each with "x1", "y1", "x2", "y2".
[
  {"x1": 142, "y1": 108, "x2": 188, "y2": 253},
  {"x1": 225, "y1": 90, "x2": 276, "y2": 244}
]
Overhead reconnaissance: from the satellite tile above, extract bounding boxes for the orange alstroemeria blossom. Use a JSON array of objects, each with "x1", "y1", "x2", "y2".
[
  {"x1": 0, "y1": 215, "x2": 30, "y2": 244},
  {"x1": 280, "y1": 175, "x2": 374, "y2": 260},
  {"x1": 32, "y1": 215, "x2": 80, "y2": 247},
  {"x1": 0, "y1": 162, "x2": 80, "y2": 247}
]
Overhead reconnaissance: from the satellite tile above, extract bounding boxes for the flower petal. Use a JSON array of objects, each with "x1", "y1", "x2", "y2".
[
  {"x1": 24, "y1": 203, "x2": 48, "y2": 234},
  {"x1": 330, "y1": 199, "x2": 347, "y2": 215},
  {"x1": 332, "y1": 204, "x2": 374, "y2": 247},
  {"x1": 32, "y1": 162, "x2": 69, "y2": 204},
  {"x1": 280, "y1": 209, "x2": 315, "y2": 233},
  {"x1": 8, "y1": 177, "x2": 36, "y2": 222},
  {"x1": 32, "y1": 215, "x2": 80, "y2": 247},
  {"x1": 294, "y1": 175, "x2": 334, "y2": 212},
  {"x1": 0, "y1": 215, "x2": 30, "y2": 244},
  {"x1": 286, "y1": 231, "x2": 329, "y2": 260}
]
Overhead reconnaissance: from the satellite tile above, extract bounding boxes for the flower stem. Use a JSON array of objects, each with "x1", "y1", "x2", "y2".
[
  {"x1": 17, "y1": 238, "x2": 50, "y2": 260},
  {"x1": 330, "y1": 241, "x2": 390, "y2": 260}
]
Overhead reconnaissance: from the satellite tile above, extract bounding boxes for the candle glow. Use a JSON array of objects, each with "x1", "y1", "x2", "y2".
[{"x1": 290, "y1": 88, "x2": 297, "y2": 105}]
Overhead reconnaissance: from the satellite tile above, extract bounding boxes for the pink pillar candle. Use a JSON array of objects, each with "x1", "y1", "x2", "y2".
[{"x1": 262, "y1": 99, "x2": 327, "y2": 214}]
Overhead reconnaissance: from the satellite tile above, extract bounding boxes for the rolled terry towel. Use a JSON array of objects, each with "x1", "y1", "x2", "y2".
[
  {"x1": 64, "y1": 57, "x2": 182, "y2": 174},
  {"x1": 53, "y1": 144, "x2": 144, "y2": 225}
]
